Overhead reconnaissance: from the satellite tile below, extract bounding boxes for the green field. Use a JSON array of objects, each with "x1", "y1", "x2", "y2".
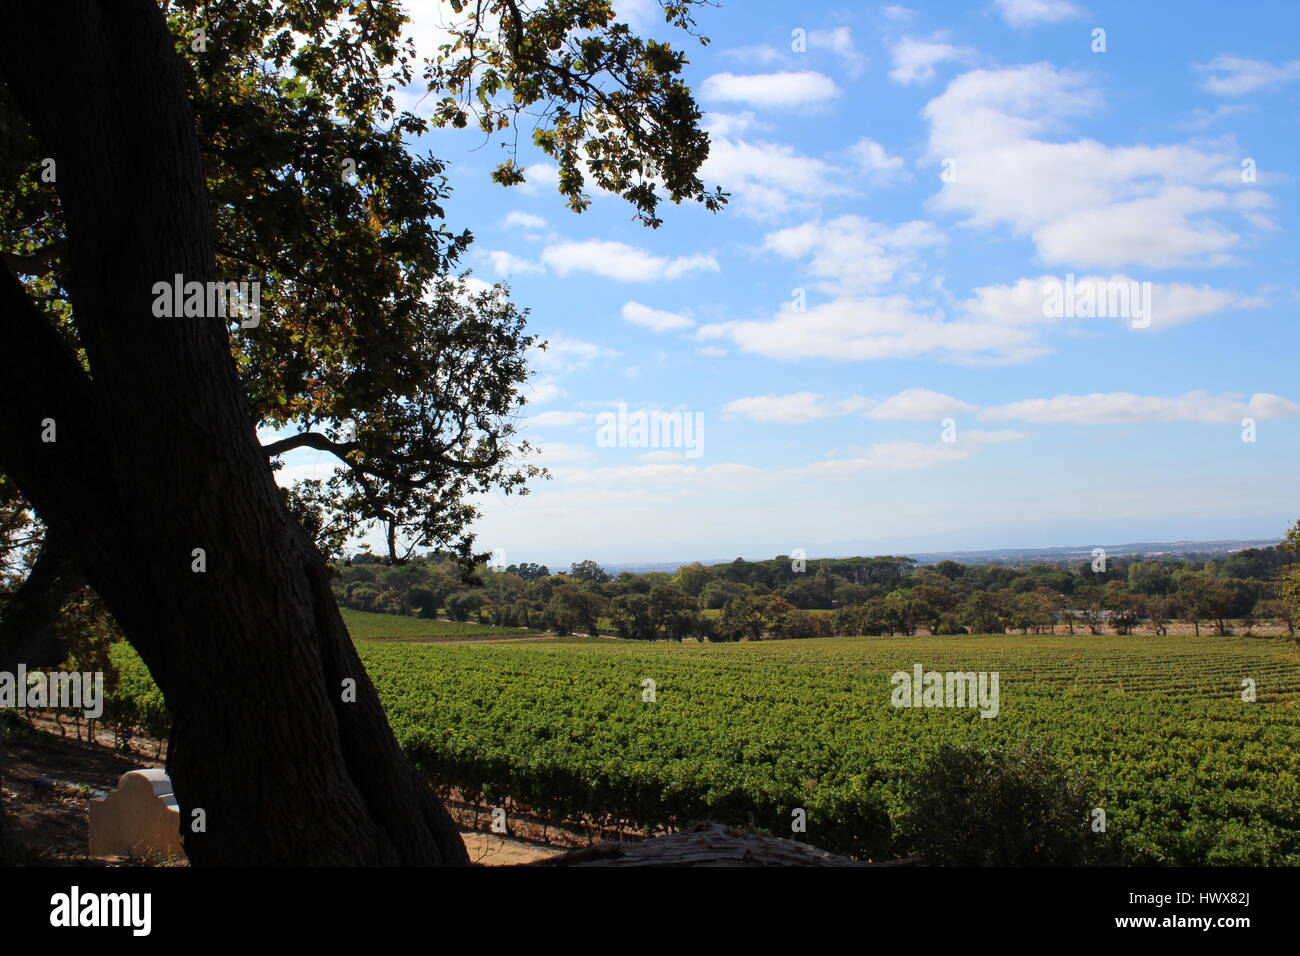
[
  {"x1": 339, "y1": 608, "x2": 546, "y2": 642},
  {"x1": 107, "y1": 629, "x2": 1300, "y2": 864}
]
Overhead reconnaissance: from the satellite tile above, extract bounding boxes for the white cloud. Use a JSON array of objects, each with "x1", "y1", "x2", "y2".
[
  {"x1": 961, "y1": 275, "x2": 1265, "y2": 330},
  {"x1": 703, "y1": 111, "x2": 764, "y2": 137},
  {"x1": 807, "y1": 27, "x2": 866, "y2": 76},
  {"x1": 762, "y1": 215, "x2": 945, "y2": 293},
  {"x1": 637, "y1": 449, "x2": 686, "y2": 463},
  {"x1": 701, "y1": 71, "x2": 841, "y2": 108},
  {"x1": 1177, "y1": 103, "x2": 1252, "y2": 131},
  {"x1": 529, "y1": 410, "x2": 592, "y2": 428},
  {"x1": 868, "y1": 389, "x2": 977, "y2": 420},
  {"x1": 795, "y1": 440, "x2": 981, "y2": 479},
  {"x1": 611, "y1": 0, "x2": 660, "y2": 31},
  {"x1": 697, "y1": 270, "x2": 1263, "y2": 367},
  {"x1": 722, "y1": 389, "x2": 980, "y2": 424},
  {"x1": 981, "y1": 391, "x2": 1300, "y2": 425},
  {"x1": 889, "y1": 35, "x2": 974, "y2": 85},
  {"x1": 719, "y1": 44, "x2": 789, "y2": 67},
  {"x1": 526, "y1": 380, "x2": 566, "y2": 405},
  {"x1": 1195, "y1": 56, "x2": 1300, "y2": 96},
  {"x1": 486, "y1": 250, "x2": 543, "y2": 276},
  {"x1": 541, "y1": 240, "x2": 719, "y2": 281},
  {"x1": 723, "y1": 392, "x2": 842, "y2": 424},
  {"x1": 698, "y1": 296, "x2": 1041, "y2": 364},
  {"x1": 533, "y1": 441, "x2": 596, "y2": 465},
  {"x1": 501, "y1": 211, "x2": 547, "y2": 232},
  {"x1": 528, "y1": 337, "x2": 620, "y2": 375},
  {"x1": 700, "y1": 136, "x2": 848, "y2": 219},
  {"x1": 923, "y1": 63, "x2": 1268, "y2": 268},
  {"x1": 847, "y1": 138, "x2": 907, "y2": 179},
  {"x1": 564, "y1": 462, "x2": 769, "y2": 488},
  {"x1": 621, "y1": 301, "x2": 695, "y2": 332},
  {"x1": 993, "y1": 0, "x2": 1081, "y2": 28},
  {"x1": 517, "y1": 163, "x2": 560, "y2": 194},
  {"x1": 962, "y1": 429, "x2": 1033, "y2": 444}
]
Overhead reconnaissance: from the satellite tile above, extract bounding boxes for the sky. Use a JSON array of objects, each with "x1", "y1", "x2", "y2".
[{"x1": 276, "y1": 0, "x2": 1300, "y2": 569}]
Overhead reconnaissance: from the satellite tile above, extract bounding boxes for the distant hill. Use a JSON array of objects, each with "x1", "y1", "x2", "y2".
[{"x1": 602, "y1": 538, "x2": 1281, "y2": 575}]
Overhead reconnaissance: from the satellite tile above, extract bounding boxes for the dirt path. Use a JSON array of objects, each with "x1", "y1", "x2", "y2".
[{"x1": 1, "y1": 715, "x2": 556, "y2": 866}]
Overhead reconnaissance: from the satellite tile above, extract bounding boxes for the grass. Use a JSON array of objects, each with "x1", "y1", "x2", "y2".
[{"x1": 340, "y1": 608, "x2": 548, "y2": 642}]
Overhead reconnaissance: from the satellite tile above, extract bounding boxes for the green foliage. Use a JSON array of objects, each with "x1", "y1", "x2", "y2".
[
  {"x1": 424, "y1": 0, "x2": 727, "y2": 227},
  {"x1": 103, "y1": 643, "x2": 171, "y2": 741},
  {"x1": 340, "y1": 608, "x2": 539, "y2": 640},
  {"x1": 902, "y1": 742, "x2": 1111, "y2": 865},
  {"x1": 717, "y1": 594, "x2": 767, "y2": 641},
  {"x1": 0, "y1": 708, "x2": 38, "y2": 745},
  {"x1": 569, "y1": 559, "x2": 611, "y2": 584}
]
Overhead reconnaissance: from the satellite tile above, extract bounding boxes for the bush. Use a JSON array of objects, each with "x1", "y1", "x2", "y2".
[
  {"x1": 901, "y1": 742, "x2": 1116, "y2": 865},
  {"x1": 0, "y1": 708, "x2": 38, "y2": 745}
]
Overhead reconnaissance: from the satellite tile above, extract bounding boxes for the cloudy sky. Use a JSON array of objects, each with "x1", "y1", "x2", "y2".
[{"x1": 281, "y1": 0, "x2": 1300, "y2": 567}]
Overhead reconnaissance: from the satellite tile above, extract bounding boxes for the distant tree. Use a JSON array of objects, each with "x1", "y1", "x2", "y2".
[
  {"x1": 348, "y1": 584, "x2": 381, "y2": 612},
  {"x1": 1255, "y1": 598, "x2": 1293, "y2": 638},
  {"x1": 1205, "y1": 581, "x2": 1237, "y2": 636},
  {"x1": 445, "y1": 591, "x2": 485, "y2": 623},
  {"x1": 933, "y1": 560, "x2": 966, "y2": 581},
  {"x1": 506, "y1": 562, "x2": 551, "y2": 583},
  {"x1": 546, "y1": 583, "x2": 607, "y2": 636},
  {"x1": 610, "y1": 593, "x2": 656, "y2": 641},
  {"x1": 1144, "y1": 595, "x2": 1172, "y2": 636},
  {"x1": 833, "y1": 582, "x2": 873, "y2": 607},
  {"x1": 1104, "y1": 582, "x2": 1144, "y2": 636},
  {"x1": 1010, "y1": 591, "x2": 1056, "y2": 635},
  {"x1": 1176, "y1": 574, "x2": 1217, "y2": 636},
  {"x1": 1269, "y1": 521, "x2": 1300, "y2": 646},
  {"x1": 909, "y1": 584, "x2": 954, "y2": 634},
  {"x1": 1049, "y1": 590, "x2": 1074, "y2": 635},
  {"x1": 570, "y1": 560, "x2": 611, "y2": 584},
  {"x1": 1127, "y1": 560, "x2": 1173, "y2": 595},
  {"x1": 772, "y1": 608, "x2": 821, "y2": 639},
  {"x1": 1075, "y1": 585, "x2": 1107, "y2": 635},
  {"x1": 699, "y1": 578, "x2": 750, "y2": 610},
  {"x1": 648, "y1": 584, "x2": 700, "y2": 641},
  {"x1": 759, "y1": 595, "x2": 799, "y2": 636},
  {"x1": 408, "y1": 586, "x2": 438, "y2": 618},
  {"x1": 959, "y1": 591, "x2": 1006, "y2": 636},
  {"x1": 882, "y1": 589, "x2": 918, "y2": 635},
  {"x1": 857, "y1": 599, "x2": 893, "y2": 636},
  {"x1": 784, "y1": 574, "x2": 835, "y2": 610},
  {"x1": 718, "y1": 595, "x2": 767, "y2": 642},
  {"x1": 671, "y1": 562, "x2": 717, "y2": 598}
]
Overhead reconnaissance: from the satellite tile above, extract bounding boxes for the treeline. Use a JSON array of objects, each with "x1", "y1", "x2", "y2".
[{"x1": 329, "y1": 542, "x2": 1300, "y2": 642}]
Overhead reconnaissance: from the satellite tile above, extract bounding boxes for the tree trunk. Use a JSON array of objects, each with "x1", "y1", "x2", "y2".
[
  {"x1": 0, "y1": 0, "x2": 466, "y2": 865},
  {"x1": 0, "y1": 534, "x2": 86, "y2": 672}
]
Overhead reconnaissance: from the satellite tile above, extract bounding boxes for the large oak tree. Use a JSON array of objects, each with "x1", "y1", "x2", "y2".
[{"x1": 0, "y1": 0, "x2": 720, "y2": 864}]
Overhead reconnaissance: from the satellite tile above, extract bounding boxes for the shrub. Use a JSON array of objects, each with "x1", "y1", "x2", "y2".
[{"x1": 901, "y1": 742, "x2": 1116, "y2": 865}]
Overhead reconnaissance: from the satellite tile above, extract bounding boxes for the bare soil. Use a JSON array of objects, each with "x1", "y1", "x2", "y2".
[{"x1": 0, "y1": 714, "x2": 554, "y2": 866}]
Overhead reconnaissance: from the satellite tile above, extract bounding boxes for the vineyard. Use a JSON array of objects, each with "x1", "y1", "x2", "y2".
[{"x1": 106, "y1": 632, "x2": 1300, "y2": 864}]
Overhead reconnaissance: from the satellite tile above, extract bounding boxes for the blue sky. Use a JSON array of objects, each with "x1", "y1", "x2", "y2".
[{"x1": 278, "y1": 0, "x2": 1300, "y2": 568}]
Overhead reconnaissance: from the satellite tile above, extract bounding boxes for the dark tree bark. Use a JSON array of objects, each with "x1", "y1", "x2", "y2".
[
  {"x1": 0, "y1": 0, "x2": 467, "y2": 865},
  {"x1": 0, "y1": 535, "x2": 86, "y2": 673}
]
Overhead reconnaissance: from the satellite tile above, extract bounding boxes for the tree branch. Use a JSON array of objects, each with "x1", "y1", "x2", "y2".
[
  {"x1": 262, "y1": 430, "x2": 358, "y2": 459},
  {"x1": 1, "y1": 241, "x2": 64, "y2": 277}
]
